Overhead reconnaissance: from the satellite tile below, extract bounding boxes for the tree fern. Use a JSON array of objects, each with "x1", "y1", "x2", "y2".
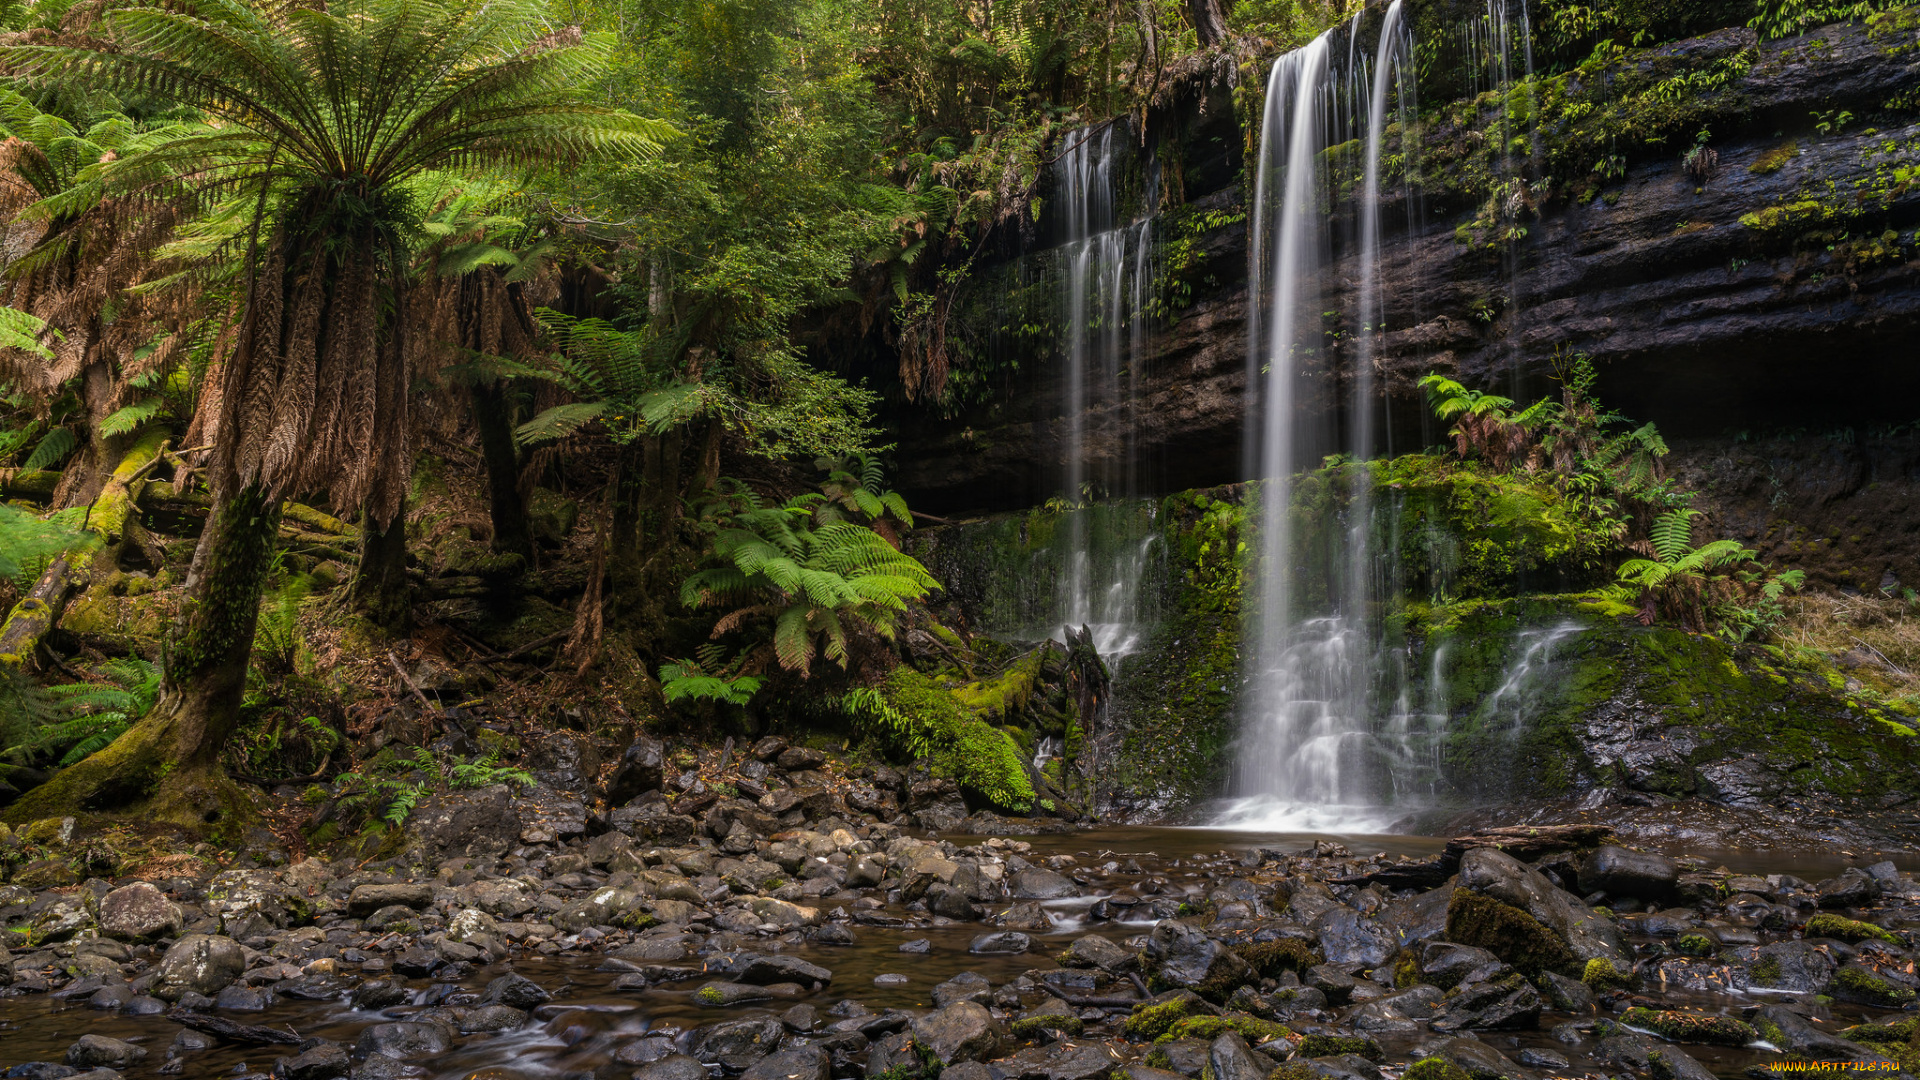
[{"x1": 683, "y1": 484, "x2": 938, "y2": 677}]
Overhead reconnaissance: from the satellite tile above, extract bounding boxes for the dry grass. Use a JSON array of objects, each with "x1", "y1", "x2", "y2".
[{"x1": 1774, "y1": 590, "x2": 1920, "y2": 702}]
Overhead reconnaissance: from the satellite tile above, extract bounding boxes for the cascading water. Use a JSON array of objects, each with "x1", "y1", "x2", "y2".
[
  {"x1": 1051, "y1": 124, "x2": 1159, "y2": 667},
  {"x1": 1219, "y1": 2, "x2": 1425, "y2": 832}
]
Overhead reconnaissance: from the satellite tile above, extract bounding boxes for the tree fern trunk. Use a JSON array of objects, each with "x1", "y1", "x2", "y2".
[
  {"x1": 472, "y1": 380, "x2": 532, "y2": 561},
  {"x1": 352, "y1": 493, "x2": 411, "y2": 633},
  {"x1": 4, "y1": 483, "x2": 280, "y2": 826}
]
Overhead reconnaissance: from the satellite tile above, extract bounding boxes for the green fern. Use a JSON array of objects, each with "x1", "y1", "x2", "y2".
[
  {"x1": 3, "y1": 658, "x2": 160, "y2": 766},
  {"x1": 19, "y1": 426, "x2": 75, "y2": 472},
  {"x1": 682, "y1": 489, "x2": 938, "y2": 676},
  {"x1": 95, "y1": 398, "x2": 163, "y2": 438},
  {"x1": 0, "y1": 503, "x2": 84, "y2": 587}
]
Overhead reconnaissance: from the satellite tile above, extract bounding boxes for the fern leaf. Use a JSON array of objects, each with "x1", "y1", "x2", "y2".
[
  {"x1": 515, "y1": 401, "x2": 608, "y2": 446},
  {"x1": 97, "y1": 398, "x2": 163, "y2": 437},
  {"x1": 773, "y1": 605, "x2": 814, "y2": 675},
  {"x1": 21, "y1": 426, "x2": 76, "y2": 471},
  {"x1": 1648, "y1": 508, "x2": 1698, "y2": 563}
]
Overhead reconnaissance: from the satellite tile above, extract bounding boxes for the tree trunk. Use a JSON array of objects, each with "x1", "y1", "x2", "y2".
[
  {"x1": 352, "y1": 495, "x2": 412, "y2": 633},
  {"x1": 1190, "y1": 0, "x2": 1226, "y2": 48},
  {"x1": 4, "y1": 483, "x2": 281, "y2": 828},
  {"x1": 471, "y1": 380, "x2": 532, "y2": 561}
]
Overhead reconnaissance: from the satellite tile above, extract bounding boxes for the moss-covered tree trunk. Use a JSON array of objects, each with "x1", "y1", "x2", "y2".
[
  {"x1": 472, "y1": 380, "x2": 532, "y2": 561},
  {"x1": 4, "y1": 483, "x2": 280, "y2": 827},
  {"x1": 352, "y1": 495, "x2": 412, "y2": 633}
]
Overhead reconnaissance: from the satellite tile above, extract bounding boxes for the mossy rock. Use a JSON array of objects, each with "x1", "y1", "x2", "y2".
[
  {"x1": 1803, "y1": 913, "x2": 1895, "y2": 943},
  {"x1": 1125, "y1": 992, "x2": 1213, "y2": 1041},
  {"x1": 1010, "y1": 1014, "x2": 1084, "y2": 1039},
  {"x1": 11, "y1": 858, "x2": 77, "y2": 889},
  {"x1": 19, "y1": 817, "x2": 72, "y2": 846},
  {"x1": 1619, "y1": 1007, "x2": 1758, "y2": 1045},
  {"x1": 1155, "y1": 1013, "x2": 1290, "y2": 1046},
  {"x1": 1445, "y1": 889, "x2": 1577, "y2": 975},
  {"x1": 882, "y1": 666, "x2": 1034, "y2": 812},
  {"x1": 1295, "y1": 1034, "x2": 1382, "y2": 1062},
  {"x1": 1834, "y1": 965, "x2": 1918, "y2": 1007},
  {"x1": 1674, "y1": 933, "x2": 1715, "y2": 957},
  {"x1": 1234, "y1": 938, "x2": 1322, "y2": 977},
  {"x1": 1583, "y1": 957, "x2": 1631, "y2": 989},
  {"x1": 1401, "y1": 1059, "x2": 1473, "y2": 1080}
]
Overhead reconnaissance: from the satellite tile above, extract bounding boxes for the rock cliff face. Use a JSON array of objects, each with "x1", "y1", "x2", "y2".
[{"x1": 893, "y1": 16, "x2": 1920, "y2": 595}]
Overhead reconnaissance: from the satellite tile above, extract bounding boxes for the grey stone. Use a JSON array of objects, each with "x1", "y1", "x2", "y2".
[
  {"x1": 1312, "y1": 908, "x2": 1395, "y2": 967},
  {"x1": 64, "y1": 1038, "x2": 144, "y2": 1070},
  {"x1": 457, "y1": 1005, "x2": 528, "y2": 1033},
  {"x1": 1010, "y1": 867, "x2": 1077, "y2": 899},
  {"x1": 1063, "y1": 934, "x2": 1136, "y2": 973},
  {"x1": 347, "y1": 883, "x2": 433, "y2": 916},
  {"x1": 478, "y1": 972, "x2": 551, "y2": 1009},
  {"x1": 356, "y1": 1022, "x2": 452, "y2": 1059},
  {"x1": 1458, "y1": 848, "x2": 1630, "y2": 964},
  {"x1": 683, "y1": 1017, "x2": 786, "y2": 1073},
  {"x1": 727, "y1": 952, "x2": 833, "y2": 986},
  {"x1": 1144, "y1": 920, "x2": 1252, "y2": 993},
  {"x1": 151, "y1": 933, "x2": 246, "y2": 1001},
  {"x1": 274, "y1": 1043, "x2": 350, "y2": 1080},
  {"x1": 633, "y1": 1056, "x2": 711, "y2": 1080},
  {"x1": 910, "y1": 1002, "x2": 1008, "y2": 1065},
  {"x1": 607, "y1": 736, "x2": 667, "y2": 807},
  {"x1": 739, "y1": 1046, "x2": 828, "y2": 1080},
  {"x1": 96, "y1": 882, "x2": 183, "y2": 942},
  {"x1": 1207, "y1": 1034, "x2": 1268, "y2": 1080},
  {"x1": 1578, "y1": 846, "x2": 1679, "y2": 901},
  {"x1": 967, "y1": 931, "x2": 1031, "y2": 954}
]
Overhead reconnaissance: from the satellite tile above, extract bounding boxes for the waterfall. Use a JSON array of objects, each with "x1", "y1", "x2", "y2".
[
  {"x1": 1220, "y1": 3, "x2": 1421, "y2": 832},
  {"x1": 1051, "y1": 124, "x2": 1159, "y2": 668}
]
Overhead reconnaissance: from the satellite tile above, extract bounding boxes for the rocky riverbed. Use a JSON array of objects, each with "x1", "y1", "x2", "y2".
[{"x1": 2, "y1": 745, "x2": 1918, "y2": 1080}]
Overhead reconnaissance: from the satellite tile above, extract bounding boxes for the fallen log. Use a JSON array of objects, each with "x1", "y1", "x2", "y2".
[
  {"x1": 166, "y1": 1009, "x2": 302, "y2": 1045},
  {"x1": 1334, "y1": 824, "x2": 1613, "y2": 889}
]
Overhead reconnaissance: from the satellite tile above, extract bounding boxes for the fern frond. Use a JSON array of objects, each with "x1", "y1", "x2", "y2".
[{"x1": 1648, "y1": 508, "x2": 1699, "y2": 563}]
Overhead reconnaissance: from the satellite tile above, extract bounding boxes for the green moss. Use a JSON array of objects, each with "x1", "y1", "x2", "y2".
[
  {"x1": 1010, "y1": 1014, "x2": 1084, "y2": 1038},
  {"x1": 1447, "y1": 890, "x2": 1577, "y2": 975},
  {"x1": 1751, "y1": 142, "x2": 1798, "y2": 174},
  {"x1": 1401, "y1": 1059, "x2": 1473, "y2": 1080},
  {"x1": 1803, "y1": 913, "x2": 1895, "y2": 943},
  {"x1": 1156, "y1": 1014, "x2": 1290, "y2": 1045},
  {"x1": 1295, "y1": 1035, "x2": 1382, "y2": 1062},
  {"x1": 1126, "y1": 996, "x2": 1208, "y2": 1041},
  {"x1": 1266, "y1": 1066, "x2": 1317, "y2": 1080},
  {"x1": 1394, "y1": 949, "x2": 1421, "y2": 988},
  {"x1": 1583, "y1": 957, "x2": 1630, "y2": 990},
  {"x1": 1835, "y1": 966, "x2": 1918, "y2": 1006},
  {"x1": 1674, "y1": 933, "x2": 1715, "y2": 957},
  {"x1": 1620, "y1": 1007, "x2": 1758, "y2": 1045},
  {"x1": 1234, "y1": 938, "x2": 1321, "y2": 977},
  {"x1": 1749, "y1": 955, "x2": 1783, "y2": 983},
  {"x1": 881, "y1": 666, "x2": 1034, "y2": 812}
]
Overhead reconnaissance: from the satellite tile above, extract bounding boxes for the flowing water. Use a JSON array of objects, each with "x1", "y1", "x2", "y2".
[
  {"x1": 1230, "y1": 3, "x2": 1426, "y2": 832},
  {"x1": 3, "y1": 826, "x2": 1906, "y2": 1080},
  {"x1": 1051, "y1": 126, "x2": 1159, "y2": 667}
]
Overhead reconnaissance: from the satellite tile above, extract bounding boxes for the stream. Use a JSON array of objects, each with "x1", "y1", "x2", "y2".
[{"x1": 4, "y1": 826, "x2": 1913, "y2": 1080}]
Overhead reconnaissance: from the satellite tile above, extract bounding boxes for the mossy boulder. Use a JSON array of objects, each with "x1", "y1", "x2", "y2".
[
  {"x1": 1803, "y1": 913, "x2": 1895, "y2": 943},
  {"x1": 1445, "y1": 889, "x2": 1577, "y2": 975},
  {"x1": 1234, "y1": 938, "x2": 1322, "y2": 977},
  {"x1": 1124, "y1": 991, "x2": 1216, "y2": 1041},
  {"x1": 1583, "y1": 957, "x2": 1631, "y2": 990},
  {"x1": 1619, "y1": 1007, "x2": 1758, "y2": 1046},
  {"x1": 1295, "y1": 1034, "x2": 1383, "y2": 1062},
  {"x1": 1834, "y1": 964, "x2": 1918, "y2": 1007},
  {"x1": 882, "y1": 666, "x2": 1034, "y2": 813},
  {"x1": 1401, "y1": 1058, "x2": 1473, "y2": 1080}
]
